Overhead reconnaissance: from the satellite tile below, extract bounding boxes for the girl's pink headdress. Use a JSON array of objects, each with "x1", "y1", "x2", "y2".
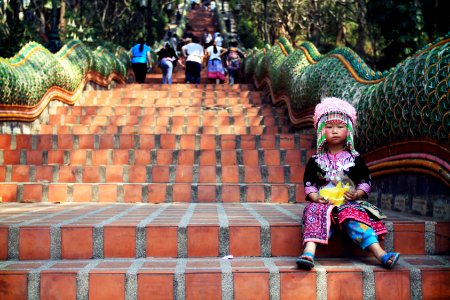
[{"x1": 314, "y1": 97, "x2": 358, "y2": 155}]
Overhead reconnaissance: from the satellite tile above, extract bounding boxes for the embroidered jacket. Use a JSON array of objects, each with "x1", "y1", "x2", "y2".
[{"x1": 303, "y1": 150, "x2": 372, "y2": 198}]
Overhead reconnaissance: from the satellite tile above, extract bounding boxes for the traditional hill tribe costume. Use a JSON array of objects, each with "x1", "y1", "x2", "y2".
[{"x1": 298, "y1": 97, "x2": 399, "y2": 269}]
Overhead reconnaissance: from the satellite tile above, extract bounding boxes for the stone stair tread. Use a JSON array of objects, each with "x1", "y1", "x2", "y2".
[
  {"x1": 1, "y1": 6, "x2": 450, "y2": 299},
  {"x1": 88, "y1": 83, "x2": 253, "y2": 90},
  {"x1": 55, "y1": 108, "x2": 284, "y2": 117},
  {"x1": 0, "y1": 184, "x2": 304, "y2": 204},
  {"x1": 0, "y1": 133, "x2": 313, "y2": 151},
  {"x1": 0, "y1": 203, "x2": 448, "y2": 261},
  {"x1": 0, "y1": 148, "x2": 308, "y2": 166},
  {"x1": 0, "y1": 256, "x2": 449, "y2": 300},
  {"x1": 0, "y1": 202, "x2": 444, "y2": 224},
  {"x1": 2, "y1": 255, "x2": 448, "y2": 270},
  {"x1": 38, "y1": 126, "x2": 293, "y2": 135}
]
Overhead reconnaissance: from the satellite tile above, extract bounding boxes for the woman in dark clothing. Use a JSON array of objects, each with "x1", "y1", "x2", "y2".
[{"x1": 157, "y1": 42, "x2": 178, "y2": 84}]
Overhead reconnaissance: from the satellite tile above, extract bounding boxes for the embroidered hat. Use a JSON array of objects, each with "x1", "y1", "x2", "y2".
[
  {"x1": 313, "y1": 97, "x2": 357, "y2": 127},
  {"x1": 314, "y1": 97, "x2": 358, "y2": 155}
]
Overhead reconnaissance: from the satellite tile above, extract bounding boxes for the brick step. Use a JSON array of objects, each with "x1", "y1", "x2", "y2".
[
  {"x1": 188, "y1": 9, "x2": 214, "y2": 17},
  {"x1": 55, "y1": 105, "x2": 282, "y2": 116},
  {"x1": 46, "y1": 116, "x2": 288, "y2": 125},
  {"x1": 145, "y1": 77, "x2": 236, "y2": 84},
  {"x1": 81, "y1": 89, "x2": 263, "y2": 98},
  {"x1": 0, "y1": 133, "x2": 314, "y2": 151},
  {"x1": 83, "y1": 83, "x2": 253, "y2": 93},
  {"x1": 1, "y1": 256, "x2": 449, "y2": 300},
  {"x1": 81, "y1": 88, "x2": 257, "y2": 95},
  {"x1": 188, "y1": 19, "x2": 213, "y2": 26},
  {"x1": 0, "y1": 148, "x2": 309, "y2": 166},
  {"x1": 0, "y1": 203, "x2": 448, "y2": 260},
  {"x1": 0, "y1": 164, "x2": 305, "y2": 185},
  {"x1": 50, "y1": 105, "x2": 287, "y2": 119},
  {"x1": 52, "y1": 108, "x2": 286, "y2": 124},
  {"x1": 186, "y1": 19, "x2": 213, "y2": 24},
  {"x1": 55, "y1": 105, "x2": 282, "y2": 117},
  {"x1": 48, "y1": 114, "x2": 287, "y2": 126},
  {"x1": 0, "y1": 182, "x2": 304, "y2": 203},
  {"x1": 39, "y1": 125, "x2": 294, "y2": 135},
  {"x1": 149, "y1": 69, "x2": 189, "y2": 76},
  {"x1": 144, "y1": 64, "x2": 237, "y2": 83},
  {"x1": 45, "y1": 115, "x2": 292, "y2": 129},
  {"x1": 80, "y1": 97, "x2": 262, "y2": 106}
]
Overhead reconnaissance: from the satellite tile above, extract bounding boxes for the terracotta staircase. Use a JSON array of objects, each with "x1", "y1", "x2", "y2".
[{"x1": 0, "y1": 8, "x2": 449, "y2": 300}]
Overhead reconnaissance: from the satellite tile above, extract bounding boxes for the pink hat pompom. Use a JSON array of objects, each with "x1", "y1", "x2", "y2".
[{"x1": 313, "y1": 97, "x2": 357, "y2": 128}]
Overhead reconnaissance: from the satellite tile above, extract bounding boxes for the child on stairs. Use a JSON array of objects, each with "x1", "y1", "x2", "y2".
[{"x1": 297, "y1": 97, "x2": 400, "y2": 270}]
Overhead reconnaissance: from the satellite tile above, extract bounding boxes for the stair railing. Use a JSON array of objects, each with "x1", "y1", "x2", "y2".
[
  {"x1": 0, "y1": 40, "x2": 129, "y2": 126},
  {"x1": 244, "y1": 35, "x2": 450, "y2": 187}
]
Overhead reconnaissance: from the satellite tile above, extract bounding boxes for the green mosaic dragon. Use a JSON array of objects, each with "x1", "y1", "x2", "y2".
[
  {"x1": 0, "y1": 36, "x2": 448, "y2": 186},
  {"x1": 0, "y1": 40, "x2": 130, "y2": 121},
  {"x1": 245, "y1": 35, "x2": 449, "y2": 186}
]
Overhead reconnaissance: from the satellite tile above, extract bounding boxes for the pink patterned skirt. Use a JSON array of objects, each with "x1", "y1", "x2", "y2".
[
  {"x1": 207, "y1": 59, "x2": 226, "y2": 80},
  {"x1": 301, "y1": 202, "x2": 387, "y2": 245}
]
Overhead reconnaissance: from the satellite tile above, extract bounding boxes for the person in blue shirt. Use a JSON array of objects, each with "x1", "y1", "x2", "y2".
[{"x1": 130, "y1": 38, "x2": 152, "y2": 83}]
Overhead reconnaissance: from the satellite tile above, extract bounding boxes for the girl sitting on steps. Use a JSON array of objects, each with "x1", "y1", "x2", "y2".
[{"x1": 297, "y1": 97, "x2": 400, "y2": 270}]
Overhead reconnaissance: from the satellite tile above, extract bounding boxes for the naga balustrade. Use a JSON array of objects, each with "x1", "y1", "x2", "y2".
[
  {"x1": 245, "y1": 34, "x2": 450, "y2": 187},
  {"x1": 0, "y1": 40, "x2": 130, "y2": 122}
]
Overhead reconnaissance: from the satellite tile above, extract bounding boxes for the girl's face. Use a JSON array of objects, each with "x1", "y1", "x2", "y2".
[{"x1": 325, "y1": 121, "x2": 347, "y2": 147}]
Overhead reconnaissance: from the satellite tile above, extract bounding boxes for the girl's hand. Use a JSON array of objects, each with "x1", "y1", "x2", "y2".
[
  {"x1": 308, "y1": 193, "x2": 330, "y2": 204},
  {"x1": 344, "y1": 190, "x2": 363, "y2": 201},
  {"x1": 315, "y1": 197, "x2": 330, "y2": 204}
]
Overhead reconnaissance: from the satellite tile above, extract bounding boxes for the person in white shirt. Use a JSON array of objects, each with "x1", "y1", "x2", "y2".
[
  {"x1": 181, "y1": 36, "x2": 205, "y2": 84},
  {"x1": 205, "y1": 40, "x2": 227, "y2": 84},
  {"x1": 209, "y1": 1, "x2": 216, "y2": 15},
  {"x1": 214, "y1": 33, "x2": 223, "y2": 47},
  {"x1": 202, "y1": 28, "x2": 212, "y2": 48}
]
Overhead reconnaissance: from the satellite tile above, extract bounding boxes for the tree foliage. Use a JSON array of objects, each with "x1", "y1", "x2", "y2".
[
  {"x1": 1, "y1": 0, "x2": 448, "y2": 69},
  {"x1": 235, "y1": 0, "x2": 449, "y2": 69},
  {"x1": 0, "y1": 0, "x2": 173, "y2": 58},
  {"x1": 236, "y1": 18, "x2": 263, "y2": 49}
]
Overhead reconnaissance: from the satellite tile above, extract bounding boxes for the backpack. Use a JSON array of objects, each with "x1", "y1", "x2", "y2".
[{"x1": 227, "y1": 48, "x2": 241, "y2": 70}]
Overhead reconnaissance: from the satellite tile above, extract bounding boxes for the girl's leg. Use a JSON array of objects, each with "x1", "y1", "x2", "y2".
[
  {"x1": 298, "y1": 227, "x2": 334, "y2": 261},
  {"x1": 366, "y1": 243, "x2": 400, "y2": 269},
  {"x1": 343, "y1": 220, "x2": 400, "y2": 269},
  {"x1": 343, "y1": 220, "x2": 379, "y2": 251},
  {"x1": 296, "y1": 242, "x2": 317, "y2": 269},
  {"x1": 366, "y1": 242, "x2": 386, "y2": 260},
  {"x1": 298, "y1": 203, "x2": 334, "y2": 269},
  {"x1": 303, "y1": 242, "x2": 317, "y2": 257}
]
